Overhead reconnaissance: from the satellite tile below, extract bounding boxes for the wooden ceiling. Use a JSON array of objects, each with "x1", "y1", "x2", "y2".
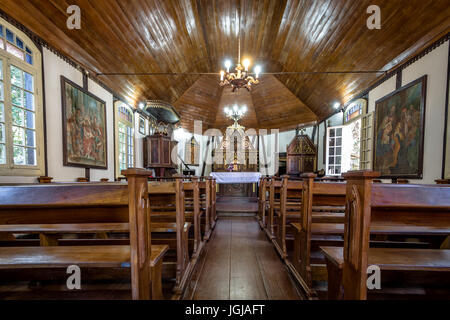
[{"x1": 1, "y1": 0, "x2": 449, "y2": 131}]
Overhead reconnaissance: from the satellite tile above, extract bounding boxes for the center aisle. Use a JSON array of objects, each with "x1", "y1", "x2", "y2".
[{"x1": 183, "y1": 217, "x2": 303, "y2": 300}]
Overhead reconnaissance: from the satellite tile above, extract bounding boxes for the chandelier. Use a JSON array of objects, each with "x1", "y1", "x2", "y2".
[
  {"x1": 219, "y1": 30, "x2": 261, "y2": 92},
  {"x1": 224, "y1": 104, "x2": 247, "y2": 124}
]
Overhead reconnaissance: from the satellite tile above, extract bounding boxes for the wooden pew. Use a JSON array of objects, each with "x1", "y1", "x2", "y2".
[
  {"x1": 208, "y1": 177, "x2": 217, "y2": 229},
  {"x1": 199, "y1": 178, "x2": 212, "y2": 240},
  {"x1": 147, "y1": 177, "x2": 193, "y2": 295},
  {"x1": 287, "y1": 174, "x2": 346, "y2": 298},
  {"x1": 321, "y1": 171, "x2": 450, "y2": 300},
  {"x1": 258, "y1": 177, "x2": 270, "y2": 229},
  {"x1": 273, "y1": 176, "x2": 303, "y2": 259},
  {"x1": 266, "y1": 177, "x2": 283, "y2": 239},
  {"x1": 0, "y1": 169, "x2": 168, "y2": 300}
]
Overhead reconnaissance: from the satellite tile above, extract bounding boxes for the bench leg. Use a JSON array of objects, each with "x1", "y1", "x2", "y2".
[
  {"x1": 325, "y1": 259, "x2": 343, "y2": 300},
  {"x1": 151, "y1": 259, "x2": 164, "y2": 300}
]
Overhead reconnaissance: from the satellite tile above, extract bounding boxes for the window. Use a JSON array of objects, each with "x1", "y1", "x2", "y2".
[
  {"x1": 360, "y1": 112, "x2": 374, "y2": 170},
  {"x1": 326, "y1": 127, "x2": 343, "y2": 175},
  {"x1": 115, "y1": 101, "x2": 134, "y2": 178},
  {"x1": 0, "y1": 18, "x2": 44, "y2": 176}
]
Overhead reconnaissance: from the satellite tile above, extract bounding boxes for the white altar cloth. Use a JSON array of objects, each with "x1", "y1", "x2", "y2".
[{"x1": 210, "y1": 172, "x2": 262, "y2": 184}]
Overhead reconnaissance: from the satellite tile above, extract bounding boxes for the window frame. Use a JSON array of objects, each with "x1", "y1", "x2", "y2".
[
  {"x1": 114, "y1": 101, "x2": 135, "y2": 179},
  {"x1": 360, "y1": 111, "x2": 374, "y2": 170},
  {"x1": 0, "y1": 18, "x2": 44, "y2": 176},
  {"x1": 325, "y1": 126, "x2": 344, "y2": 176}
]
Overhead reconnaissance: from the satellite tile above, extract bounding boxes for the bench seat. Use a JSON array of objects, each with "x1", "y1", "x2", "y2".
[
  {"x1": 0, "y1": 222, "x2": 191, "y2": 235},
  {"x1": 321, "y1": 246, "x2": 450, "y2": 272},
  {"x1": 0, "y1": 244, "x2": 168, "y2": 269}
]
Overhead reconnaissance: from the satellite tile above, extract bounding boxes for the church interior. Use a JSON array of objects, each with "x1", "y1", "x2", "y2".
[{"x1": 0, "y1": 0, "x2": 449, "y2": 303}]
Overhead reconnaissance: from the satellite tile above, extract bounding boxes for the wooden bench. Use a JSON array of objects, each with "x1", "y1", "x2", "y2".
[
  {"x1": 0, "y1": 169, "x2": 168, "y2": 300},
  {"x1": 198, "y1": 178, "x2": 212, "y2": 240},
  {"x1": 321, "y1": 171, "x2": 450, "y2": 300},
  {"x1": 286, "y1": 173, "x2": 346, "y2": 297},
  {"x1": 273, "y1": 176, "x2": 303, "y2": 259},
  {"x1": 208, "y1": 177, "x2": 217, "y2": 229},
  {"x1": 266, "y1": 177, "x2": 283, "y2": 239},
  {"x1": 147, "y1": 177, "x2": 193, "y2": 295}
]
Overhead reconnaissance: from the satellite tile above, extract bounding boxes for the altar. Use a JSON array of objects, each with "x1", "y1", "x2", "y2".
[{"x1": 210, "y1": 172, "x2": 261, "y2": 198}]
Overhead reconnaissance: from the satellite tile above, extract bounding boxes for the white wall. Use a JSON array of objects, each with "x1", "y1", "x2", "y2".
[
  {"x1": 317, "y1": 40, "x2": 449, "y2": 183},
  {"x1": 0, "y1": 48, "x2": 115, "y2": 183},
  {"x1": 401, "y1": 41, "x2": 449, "y2": 183}
]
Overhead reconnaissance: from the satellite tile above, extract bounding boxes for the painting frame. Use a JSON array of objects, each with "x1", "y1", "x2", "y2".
[
  {"x1": 373, "y1": 75, "x2": 427, "y2": 179},
  {"x1": 61, "y1": 76, "x2": 108, "y2": 170}
]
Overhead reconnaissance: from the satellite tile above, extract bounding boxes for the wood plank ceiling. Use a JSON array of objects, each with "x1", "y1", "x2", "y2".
[{"x1": 1, "y1": 0, "x2": 449, "y2": 132}]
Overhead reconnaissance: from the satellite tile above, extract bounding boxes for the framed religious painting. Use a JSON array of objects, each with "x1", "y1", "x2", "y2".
[
  {"x1": 61, "y1": 76, "x2": 108, "y2": 169},
  {"x1": 373, "y1": 75, "x2": 427, "y2": 179}
]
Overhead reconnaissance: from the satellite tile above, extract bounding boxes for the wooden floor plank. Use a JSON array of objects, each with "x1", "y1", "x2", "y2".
[{"x1": 188, "y1": 217, "x2": 302, "y2": 300}]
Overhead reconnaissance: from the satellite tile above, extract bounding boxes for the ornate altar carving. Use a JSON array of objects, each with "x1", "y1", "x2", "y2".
[
  {"x1": 286, "y1": 133, "x2": 317, "y2": 175},
  {"x1": 184, "y1": 137, "x2": 200, "y2": 166},
  {"x1": 212, "y1": 124, "x2": 259, "y2": 172}
]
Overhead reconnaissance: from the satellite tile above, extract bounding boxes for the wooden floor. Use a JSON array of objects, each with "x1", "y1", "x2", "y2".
[
  {"x1": 184, "y1": 217, "x2": 303, "y2": 300},
  {"x1": 216, "y1": 197, "x2": 259, "y2": 215}
]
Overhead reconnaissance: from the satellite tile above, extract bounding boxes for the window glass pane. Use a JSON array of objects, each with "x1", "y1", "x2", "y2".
[
  {"x1": 329, "y1": 129, "x2": 335, "y2": 137},
  {"x1": 13, "y1": 126, "x2": 25, "y2": 145},
  {"x1": 11, "y1": 86, "x2": 23, "y2": 107},
  {"x1": 5, "y1": 29, "x2": 13, "y2": 42},
  {"x1": 336, "y1": 128, "x2": 342, "y2": 136},
  {"x1": 335, "y1": 167, "x2": 341, "y2": 174},
  {"x1": 0, "y1": 60, "x2": 2, "y2": 80},
  {"x1": 0, "y1": 103, "x2": 3, "y2": 122},
  {"x1": 24, "y1": 72, "x2": 33, "y2": 92},
  {"x1": 336, "y1": 157, "x2": 341, "y2": 165},
  {"x1": 0, "y1": 143, "x2": 5, "y2": 164},
  {"x1": 26, "y1": 46, "x2": 32, "y2": 54},
  {"x1": 6, "y1": 43, "x2": 24, "y2": 60},
  {"x1": 26, "y1": 110, "x2": 35, "y2": 129},
  {"x1": 26, "y1": 129, "x2": 35, "y2": 147},
  {"x1": 336, "y1": 137, "x2": 342, "y2": 146},
  {"x1": 0, "y1": 82, "x2": 3, "y2": 101},
  {"x1": 10, "y1": 65, "x2": 23, "y2": 87},
  {"x1": 336, "y1": 147, "x2": 341, "y2": 156},
  {"x1": 26, "y1": 54, "x2": 33, "y2": 65},
  {"x1": 12, "y1": 107, "x2": 24, "y2": 126},
  {"x1": 0, "y1": 25, "x2": 3, "y2": 37},
  {"x1": 329, "y1": 157, "x2": 334, "y2": 165},
  {"x1": 329, "y1": 148, "x2": 334, "y2": 156},
  {"x1": 26, "y1": 147, "x2": 36, "y2": 165},
  {"x1": 24, "y1": 91, "x2": 34, "y2": 110},
  {"x1": 13, "y1": 146, "x2": 25, "y2": 165},
  {"x1": 16, "y1": 37, "x2": 24, "y2": 49},
  {"x1": 0, "y1": 123, "x2": 4, "y2": 143}
]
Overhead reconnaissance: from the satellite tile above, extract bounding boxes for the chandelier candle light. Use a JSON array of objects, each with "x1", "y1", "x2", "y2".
[
  {"x1": 224, "y1": 104, "x2": 248, "y2": 125},
  {"x1": 219, "y1": 32, "x2": 261, "y2": 92}
]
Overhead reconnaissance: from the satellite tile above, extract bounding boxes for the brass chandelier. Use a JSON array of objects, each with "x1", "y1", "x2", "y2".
[{"x1": 219, "y1": 23, "x2": 261, "y2": 92}]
